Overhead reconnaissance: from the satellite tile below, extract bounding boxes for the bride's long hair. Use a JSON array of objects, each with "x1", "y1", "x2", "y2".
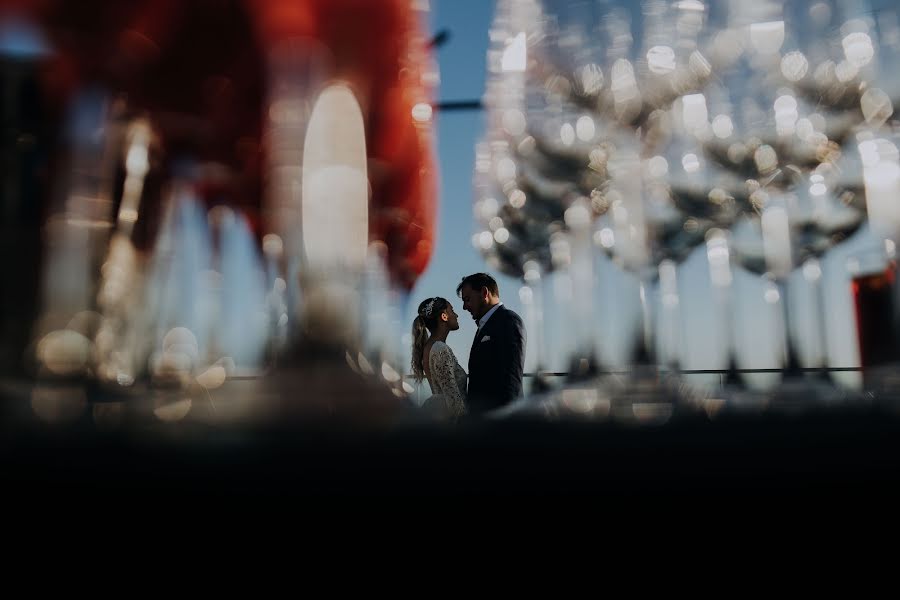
[{"x1": 411, "y1": 296, "x2": 450, "y2": 382}]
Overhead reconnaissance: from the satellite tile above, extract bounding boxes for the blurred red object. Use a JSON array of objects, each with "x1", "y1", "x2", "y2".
[
  {"x1": 247, "y1": 0, "x2": 438, "y2": 290},
  {"x1": 4, "y1": 0, "x2": 437, "y2": 291},
  {"x1": 852, "y1": 261, "x2": 900, "y2": 369}
]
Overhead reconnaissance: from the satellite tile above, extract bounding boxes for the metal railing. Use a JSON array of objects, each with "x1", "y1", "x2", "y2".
[{"x1": 404, "y1": 366, "x2": 866, "y2": 404}]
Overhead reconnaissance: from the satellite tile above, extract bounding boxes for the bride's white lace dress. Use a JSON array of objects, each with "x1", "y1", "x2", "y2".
[{"x1": 423, "y1": 341, "x2": 467, "y2": 419}]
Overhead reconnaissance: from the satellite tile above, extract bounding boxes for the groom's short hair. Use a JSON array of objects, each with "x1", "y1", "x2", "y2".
[{"x1": 457, "y1": 272, "x2": 499, "y2": 298}]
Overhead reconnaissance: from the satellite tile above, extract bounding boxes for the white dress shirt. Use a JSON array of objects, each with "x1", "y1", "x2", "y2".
[{"x1": 477, "y1": 302, "x2": 503, "y2": 333}]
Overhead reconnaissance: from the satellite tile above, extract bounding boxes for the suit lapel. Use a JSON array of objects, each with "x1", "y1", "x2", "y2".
[
  {"x1": 471, "y1": 305, "x2": 502, "y2": 355},
  {"x1": 471, "y1": 324, "x2": 483, "y2": 356}
]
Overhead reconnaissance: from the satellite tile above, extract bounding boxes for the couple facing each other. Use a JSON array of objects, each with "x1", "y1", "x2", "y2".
[{"x1": 411, "y1": 272, "x2": 526, "y2": 419}]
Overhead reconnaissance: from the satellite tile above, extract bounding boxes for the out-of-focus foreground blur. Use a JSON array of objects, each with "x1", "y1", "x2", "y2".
[
  {"x1": 3, "y1": 0, "x2": 900, "y2": 503},
  {"x1": 0, "y1": 0, "x2": 437, "y2": 429}
]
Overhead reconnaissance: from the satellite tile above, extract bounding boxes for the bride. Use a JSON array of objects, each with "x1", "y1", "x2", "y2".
[{"x1": 411, "y1": 297, "x2": 467, "y2": 420}]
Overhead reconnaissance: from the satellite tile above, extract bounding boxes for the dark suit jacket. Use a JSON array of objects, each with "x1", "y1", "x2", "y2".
[{"x1": 467, "y1": 304, "x2": 526, "y2": 414}]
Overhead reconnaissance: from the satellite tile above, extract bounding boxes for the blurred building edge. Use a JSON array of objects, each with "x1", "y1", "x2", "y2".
[{"x1": 0, "y1": 12, "x2": 54, "y2": 378}]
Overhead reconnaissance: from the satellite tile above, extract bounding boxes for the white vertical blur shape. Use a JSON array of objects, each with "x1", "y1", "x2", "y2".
[
  {"x1": 787, "y1": 258, "x2": 825, "y2": 369},
  {"x1": 731, "y1": 267, "x2": 783, "y2": 391},
  {"x1": 549, "y1": 234, "x2": 575, "y2": 369},
  {"x1": 522, "y1": 260, "x2": 545, "y2": 375},
  {"x1": 677, "y1": 244, "x2": 726, "y2": 389},
  {"x1": 608, "y1": 151, "x2": 648, "y2": 272},
  {"x1": 657, "y1": 259, "x2": 681, "y2": 368},
  {"x1": 302, "y1": 84, "x2": 369, "y2": 270},
  {"x1": 860, "y1": 139, "x2": 900, "y2": 243},
  {"x1": 501, "y1": 32, "x2": 526, "y2": 72},
  {"x1": 699, "y1": 237, "x2": 730, "y2": 383},
  {"x1": 593, "y1": 252, "x2": 640, "y2": 371},
  {"x1": 706, "y1": 230, "x2": 732, "y2": 288},
  {"x1": 761, "y1": 202, "x2": 793, "y2": 278},
  {"x1": 518, "y1": 287, "x2": 538, "y2": 377},
  {"x1": 117, "y1": 120, "x2": 151, "y2": 236},
  {"x1": 564, "y1": 199, "x2": 595, "y2": 360}
]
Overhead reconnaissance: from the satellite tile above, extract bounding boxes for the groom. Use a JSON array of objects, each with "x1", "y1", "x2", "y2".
[{"x1": 457, "y1": 273, "x2": 526, "y2": 414}]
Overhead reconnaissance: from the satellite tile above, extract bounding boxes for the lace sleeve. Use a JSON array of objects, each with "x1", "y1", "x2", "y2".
[{"x1": 429, "y1": 343, "x2": 466, "y2": 418}]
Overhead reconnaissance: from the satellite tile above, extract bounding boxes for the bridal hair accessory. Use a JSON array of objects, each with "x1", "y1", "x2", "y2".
[{"x1": 421, "y1": 298, "x2": 436, "y2": 318}]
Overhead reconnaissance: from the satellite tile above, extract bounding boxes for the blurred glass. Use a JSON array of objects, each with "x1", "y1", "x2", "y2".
[
  {"x1": 480, "y1": 0, "x2": 900, "y2": 421},
  {"x1": 478, "y1": 0, "x2": 716, "y2": 422},
  {"x1": 0, "y1": 0, "x2": 439, "y2": 428}
]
